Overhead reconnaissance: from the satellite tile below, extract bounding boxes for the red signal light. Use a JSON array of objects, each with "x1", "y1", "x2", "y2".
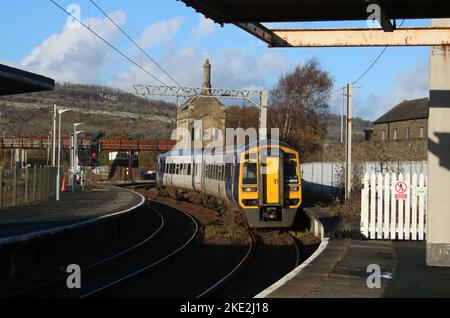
[{"x1": 91, "y1": 152, "x2": 97, "y2": 158}]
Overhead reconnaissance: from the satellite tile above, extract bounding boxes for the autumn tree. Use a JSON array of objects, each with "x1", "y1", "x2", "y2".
[
  {"x1": 225, "y1": 105, "x2": 259, "y2": 130},
  {"x1": 269, "y1": 59, "x2": 333, "y2": 157}
]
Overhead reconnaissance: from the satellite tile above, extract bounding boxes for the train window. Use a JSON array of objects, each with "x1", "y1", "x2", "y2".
[
  {"x1": 243, "y1": 162, "x2": 257, "y2": 185},
  {"x1": 171, "y1": 164, "x2": 175, "y2": 174},
  {"x1": 175, "y1": 164, "x2": 180, "y2": 175},
  {"x1": 213, "y1": 165, "x2": 217, "y2": 180},
  {"x1": 284, "y1": 160, "x2": 299, "y2": 184},
  {"x1": 187, "y1": 164, "x2": 191, "y2": 175}
]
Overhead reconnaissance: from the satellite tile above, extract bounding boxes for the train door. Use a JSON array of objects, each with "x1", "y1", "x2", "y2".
[
  {"x1": 193, "y1": 156, "x2": 202, "y2": 191},
  {"x1": 260, "y1": 150, "x2": 284, "y2": 206}
]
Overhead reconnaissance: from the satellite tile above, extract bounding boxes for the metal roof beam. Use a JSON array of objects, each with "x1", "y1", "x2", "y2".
[
  {"x1": 235, "y1": 22, "x2": 291, "y2": 47},
  {"x1": 270, "y1": 27, "x2": 450, "y2": 47}
]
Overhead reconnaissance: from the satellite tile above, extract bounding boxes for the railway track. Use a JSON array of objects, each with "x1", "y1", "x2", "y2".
[
  {"x1": 210, "y1": 230, "x2": 302, "y2": 298},
  {"x1": 4, "y1": 184, "x2": 306, "y2": 298}
]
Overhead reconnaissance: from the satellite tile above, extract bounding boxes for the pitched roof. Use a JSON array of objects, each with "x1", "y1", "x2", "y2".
[{"x1": 374, "y1": 98, "x2": 429, "y2": 124}]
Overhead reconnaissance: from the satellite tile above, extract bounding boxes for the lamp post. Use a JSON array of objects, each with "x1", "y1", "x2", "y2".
[
  {"x1": 72, "y1": 124, "x2": 84, "y2": 193},
  {"x1": 56, "y1": 109, "x2": 71, "y2": 201},
  {"x1": 52, "y1": 104, "x2": 57, "y2": 166}
]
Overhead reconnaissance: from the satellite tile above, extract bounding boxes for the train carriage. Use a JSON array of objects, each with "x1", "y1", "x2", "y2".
[{"x1": 157, "y1": 140, "x2": 302, "y2": 228}]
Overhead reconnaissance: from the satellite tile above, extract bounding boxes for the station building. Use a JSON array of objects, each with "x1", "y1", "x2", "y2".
[{"x1": 176, "y1": 59, "x2": 226, "y2": 149}]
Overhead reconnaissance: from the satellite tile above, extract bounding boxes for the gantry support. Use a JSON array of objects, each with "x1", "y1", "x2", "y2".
[{"x1": 269, "y1": 27, "x2": 450, "y2": 47}]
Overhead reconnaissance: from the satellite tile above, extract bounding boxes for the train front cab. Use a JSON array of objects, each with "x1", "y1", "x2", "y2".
[{"x1": 238, "y1": 145, "x2": 302, "y2": 228}]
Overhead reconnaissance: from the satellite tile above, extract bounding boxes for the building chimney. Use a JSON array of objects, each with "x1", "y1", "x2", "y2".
[{"x1": 202, "y1": 58, "x2": 211, "y2": 95}]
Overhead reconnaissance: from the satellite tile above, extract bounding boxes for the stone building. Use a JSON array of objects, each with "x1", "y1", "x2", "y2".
[
  {"x1": 372, "y1": 97, "x2": 429, "y2": 142},
  {"x1": 368, "y1": 97, "x2": 429, "y2": 160},
  {"x1": 176, "y1": 59, "x2": 226, "y2": 148}
]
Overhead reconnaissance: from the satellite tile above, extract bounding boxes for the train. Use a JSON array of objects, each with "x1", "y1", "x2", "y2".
[{"x1": 156, "y1": 140, "x2": 302, "y2": 228}]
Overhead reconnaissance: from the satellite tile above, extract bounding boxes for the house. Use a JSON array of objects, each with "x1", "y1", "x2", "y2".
[
  {"x1": 372, "y1": 97, "x2": 429, "y2": 142},
  {"x1": 176, "y1": 59, "x2": 226, "y2": 148}
]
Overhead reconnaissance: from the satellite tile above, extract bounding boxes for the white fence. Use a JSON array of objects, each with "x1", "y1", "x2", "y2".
[
  {"x1": 301, "y1": 161, "x2": 428, "y2": 200},
  {"x1": 360, "y1": 173, "x2": 427, "y2": 240}
]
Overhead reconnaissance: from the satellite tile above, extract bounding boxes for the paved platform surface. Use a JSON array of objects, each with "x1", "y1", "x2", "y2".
[
  {"x1": 384, "y1": 241, "x2": 450, "y2": 298},
  {"x1": 267, "y1": 207, "x2": 450, "y2": 298},
  {"x1": 0, "y1": 184, "x2": 143, "y2": 244}
]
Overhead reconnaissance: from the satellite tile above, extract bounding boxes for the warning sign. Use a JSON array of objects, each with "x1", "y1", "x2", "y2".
[{"x1": 394, "y1": 180, "x2": 408, "y2": 200}]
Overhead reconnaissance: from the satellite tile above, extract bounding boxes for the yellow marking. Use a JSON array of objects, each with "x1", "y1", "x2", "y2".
[{"x1": 265, "y1": 157, "x2": 280, "y2": 204}]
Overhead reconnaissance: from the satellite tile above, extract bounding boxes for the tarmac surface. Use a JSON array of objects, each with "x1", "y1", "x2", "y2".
[
  {"x1": 265, "y1": 208, "x2": 450, "y2": 298},
  {"x1": 0, "y1": 184, "x2": 143, "y2": 244}
]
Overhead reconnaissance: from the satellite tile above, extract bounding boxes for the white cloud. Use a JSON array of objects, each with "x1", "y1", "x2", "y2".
[
  {"x1": 137, "y1": 17, "x2": 184, "y2": 48},
  {"x1": 192, "y1": 16, "x2": 218, "y2": 38},
  {"x1": 112, "y1": 45, "x2": 293, "y2": 95},
  {"x1": 19, "y1": 10, "x2": 126, "y2": 84},
  {"x1": 328, "y1": 61, "x2": 429, "y2": 120},
  {"x1": 357, "y1": 61, "x2": 429, "y2": 120}
]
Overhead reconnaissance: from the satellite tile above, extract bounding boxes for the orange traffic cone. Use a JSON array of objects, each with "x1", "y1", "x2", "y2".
[{"x1": 61, "y1": 176, "x2": 66, "y2": 193}]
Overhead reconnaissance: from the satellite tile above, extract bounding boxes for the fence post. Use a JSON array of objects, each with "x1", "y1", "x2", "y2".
[
  {"x1": 376, "y1": 173, "x2": 383, "y2": 239},
  {"x1": 383, "y1": 173, "x2": 391, "y2": 239},
  {"x1": 360, "y1": 173, "x2": 369, "y2": 238},
  {"x1": 24, "y1": 165, "x2": 29, "y2": 204},
  {"x1": 12, "y1": 162, "x2": 17, "y2": 206},
  {"x1": 411, "y1": 174, "x2": 418, "y2": 241},
  {"x1": 369, "y1": 173, "x2": 376, "y2": 239},
  {"x1": 33, "y1": 166, "x2": 36, "y2": 201}
]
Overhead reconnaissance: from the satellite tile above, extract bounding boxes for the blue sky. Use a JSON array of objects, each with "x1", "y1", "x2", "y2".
[{"x1": 0, "y1": 0, "x2": 431, "y2": 120}]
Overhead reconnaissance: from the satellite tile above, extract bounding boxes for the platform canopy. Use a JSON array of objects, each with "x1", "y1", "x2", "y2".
[
  {"x1": 179, "y1": 0, "x2": 450, "y2": 47},
  {"x1": 0, "y1": 64, "x2": 55, "y2": 96},
  {"x1": 180, "y1": 0, "x2": 450, "y2": 24}
]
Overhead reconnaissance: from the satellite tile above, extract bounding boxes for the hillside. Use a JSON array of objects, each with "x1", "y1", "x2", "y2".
[
  {"x1": 325, "y1": 113, "x2": 372, "y2": 141},
  {"x1": 0, "y1": 83, "x2": 177, "y2": 139}
]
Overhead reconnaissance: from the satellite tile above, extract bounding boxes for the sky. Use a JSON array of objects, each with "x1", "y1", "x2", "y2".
[{"x1": 0, "y1": 0, "x2": 431, "y2": 120}]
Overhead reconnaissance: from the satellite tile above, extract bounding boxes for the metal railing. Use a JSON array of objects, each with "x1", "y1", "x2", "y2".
[{"x1": 0, "y1": 165, "x2": 61, "y2": 209}]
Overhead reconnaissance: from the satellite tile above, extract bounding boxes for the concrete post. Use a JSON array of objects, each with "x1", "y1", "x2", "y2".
[
  {"x1": 259, "y1": 91, "x2": 268, "y2": 141},
  {"x1": 345, "y1": 83, "x2": 353, "y2": 201},
  {"x1": 426, "y1": 18, "x2": 450, "y2": 267}
]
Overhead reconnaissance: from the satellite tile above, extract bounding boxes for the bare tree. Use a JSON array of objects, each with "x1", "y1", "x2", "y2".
[{"x1": 269, "y1": 59, "x2": 333, "y2": 155}]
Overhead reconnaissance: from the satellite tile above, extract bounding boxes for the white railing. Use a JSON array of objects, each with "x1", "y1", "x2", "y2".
[{"x1": 360, "y1": 172, "x2": 427, "y2": 240}]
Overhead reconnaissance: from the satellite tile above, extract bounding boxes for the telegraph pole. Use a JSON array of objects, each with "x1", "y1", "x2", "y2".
[{"x1": 345, "y1": 83, "x2": 353, "y2": 201}]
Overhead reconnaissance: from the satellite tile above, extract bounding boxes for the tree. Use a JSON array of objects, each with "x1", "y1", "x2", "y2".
[
  {"x1": 269, "y1": 59, "x2": 333, "y2": 156},
  {"x1": 225, "y1": 105, "x2": 259, "y2": 130}
]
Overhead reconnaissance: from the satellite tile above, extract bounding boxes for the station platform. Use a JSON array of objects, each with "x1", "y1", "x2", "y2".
[
  {"x1": 0, "y1": 184, "x2": 144, "y2": 246},
  {"x1": 259, "y1": 209, "x2": 450, "y2": 298}
]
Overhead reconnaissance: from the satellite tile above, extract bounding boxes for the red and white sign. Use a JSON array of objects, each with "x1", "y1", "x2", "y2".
[{"x1": 394, "y1": 180, "x2": 408, "y2": 200}]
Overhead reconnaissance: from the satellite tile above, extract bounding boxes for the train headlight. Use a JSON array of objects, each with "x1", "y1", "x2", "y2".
[
  {"x1": 243, "y1": 187, "x2": 257, "y2": 192},
  {"x1": 290, "y1": 187, "x2": 299, "y2": 192}
]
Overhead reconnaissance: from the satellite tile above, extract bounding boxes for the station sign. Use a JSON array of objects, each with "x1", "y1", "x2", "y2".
[{"x1": 394, "y1": 180, "x2": 408, "y2": 200}]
